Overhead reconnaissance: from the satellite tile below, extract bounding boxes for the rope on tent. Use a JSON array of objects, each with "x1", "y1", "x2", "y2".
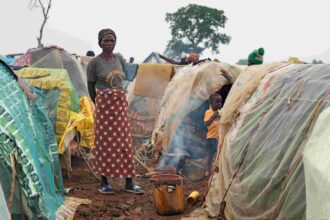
[
  {"x1": 274, "y1": 89, "x2": 330, "y2": 215},
  {"x1": 8, "y1": 152, "x2": 24, "y2": 220},
  {"x1": 8, "y1": 152, "x2": 16, "y2": 212},
  {"x1": 216, "y1": 142, "x2": 251, "y2": 220}
]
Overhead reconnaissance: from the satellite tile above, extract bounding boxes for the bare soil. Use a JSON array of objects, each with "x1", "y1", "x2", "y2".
[{"x1": 63, "y1": 157, "x2": 209, "y2": 220}]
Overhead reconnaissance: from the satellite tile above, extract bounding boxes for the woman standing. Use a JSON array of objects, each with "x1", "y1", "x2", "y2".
[{"x1": 87, "y1": 28, "x2": 144, "y2": 194}]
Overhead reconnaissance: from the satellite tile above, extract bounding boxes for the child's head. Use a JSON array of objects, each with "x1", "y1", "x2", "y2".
[{"x1": 209, "y1": 93, "x2": 222, "y2": 111}]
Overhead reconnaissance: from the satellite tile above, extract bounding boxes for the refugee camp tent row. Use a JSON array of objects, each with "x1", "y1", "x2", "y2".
[
  {"x1": 186, "y1": 62, "x2": 330, "y2": 219},
  {"x1": 151, "y1": 61, "x2": 242, "y2": 177}
]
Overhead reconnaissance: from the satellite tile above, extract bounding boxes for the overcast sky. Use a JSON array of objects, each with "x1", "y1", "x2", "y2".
[{"x1": 1, "y1": 0, "x2": 329, "y2": 63}]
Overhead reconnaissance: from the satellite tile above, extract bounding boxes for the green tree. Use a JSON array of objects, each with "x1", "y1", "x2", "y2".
[
  {"x1": 164, "y1": 4, "x2": 231, "y2": 59},
  {"x1": 236, "y1": 59, "x2": 248, "y2": 65},
  {"x1": 312, "y1": 59, "x2": 324, "y2": 64}
]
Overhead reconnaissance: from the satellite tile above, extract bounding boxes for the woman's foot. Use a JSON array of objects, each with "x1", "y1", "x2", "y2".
[
  {"x1": 98, "y1": 185, "x2": 115, "y2": 194},
  {"x1": 125, "y1": 185, "x2": 144, "y2": 195}
]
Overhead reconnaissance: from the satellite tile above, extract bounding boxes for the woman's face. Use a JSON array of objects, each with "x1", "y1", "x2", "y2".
[{"x1": 101, "y1": 34, "x2": 116, "y2": 53}]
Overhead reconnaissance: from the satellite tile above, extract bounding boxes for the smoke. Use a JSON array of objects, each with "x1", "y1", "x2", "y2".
[
  {"x1": 158, "y1": 126, "x2": 190, "y2": 169},
  {"x1": 158, "y1": 98, "x2": 209, "y2": 169}
]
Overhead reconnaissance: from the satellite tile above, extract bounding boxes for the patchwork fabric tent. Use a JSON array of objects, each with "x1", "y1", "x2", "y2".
[
  {"x1": 15, "y1": 67, "x2": 94, "y2": 153},
  {"x1": 0, "y1": 60, "x2": 64, "y2": 219},
  {"x1": 151, "y1": 61, "x2": 241, "y2": 160},
  {"x1": 13, "y1": 46, "x2": 89, "y2": 97},
  {"x1": 188, "y1": 63, "x2": 330, "y2": 219},
  {"x1": 13, "y1": 47, "x2": 94, "y2": 153}
]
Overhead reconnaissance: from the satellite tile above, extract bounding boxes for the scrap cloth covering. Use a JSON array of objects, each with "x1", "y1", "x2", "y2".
[{"x1": 93, "y1": 88, "x2": 136, "y2": 178}]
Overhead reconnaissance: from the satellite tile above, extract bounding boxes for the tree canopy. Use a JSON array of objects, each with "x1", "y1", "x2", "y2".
[
  {"x1": 312, "y1": 59, "x2": 324, "y2": 64},
  {"x1": 164, "y1": 4, "x2": 231, "y2": 59}
]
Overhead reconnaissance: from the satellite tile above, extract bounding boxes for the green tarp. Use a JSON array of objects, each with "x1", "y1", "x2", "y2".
[{"x1": 0, "y1": 60, "x2": 64, "y2": 219}]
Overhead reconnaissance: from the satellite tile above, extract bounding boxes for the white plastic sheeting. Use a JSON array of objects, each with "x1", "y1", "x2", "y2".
[
  {"x1": 0, "y1": 183, "x2": 11, "y2": 220},
  {"x1": 304, "y1": 107, "x2": 330, "y2": 220}
]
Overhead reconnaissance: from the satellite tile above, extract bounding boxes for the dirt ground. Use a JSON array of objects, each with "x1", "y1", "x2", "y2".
[{"x1": 63, "y1": 157, "x2": 209, "y2": 220}]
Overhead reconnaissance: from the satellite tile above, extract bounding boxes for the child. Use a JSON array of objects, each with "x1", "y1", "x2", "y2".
[{"x1": 204, "y1": 93, "x2": 222, "y2": 177}]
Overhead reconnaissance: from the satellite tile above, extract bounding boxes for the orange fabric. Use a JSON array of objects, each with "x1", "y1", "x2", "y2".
[
  {"x1": 204, "y1": 108, "x2": 221, "y2": 139},
  {"x1": 133, "y1": 64, "x2": 174, "y2": 98}
]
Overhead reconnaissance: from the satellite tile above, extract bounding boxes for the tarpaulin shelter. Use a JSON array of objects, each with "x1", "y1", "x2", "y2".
[
  {"x1": 15, "y1": 67, "x2": 94, "y2": 153},
  {"x1": 143, "y1": 52, "x2": 163, "y2": 64},
  {"x1": 0, "y1": 59, "x2": 64, "y2": 219},
  {"x1": 127, "y1": 63, "x2": 174, "y2": 140},
  {"x1": 12, "y1": 46, "x2": 94, "y2": 151},
  {"x1": 0, "y1": 55, "x2": 15, "y2": 65},
  {"x1": 303, "y1": 106, "x2": 330, "y2": 219},
  {"x1": 189, "y1": 63, "x2": 330, "y2": 219},
  {"x1": 13, "y1": 46, "x2": 89, "y2": 97},
  {"x1": 151, "y1": 61, "x2": 241, "y2": 162}
]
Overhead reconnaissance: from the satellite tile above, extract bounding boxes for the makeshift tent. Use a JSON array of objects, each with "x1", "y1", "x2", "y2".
[
  {"x1": 0, "y1": 56, "x2": 15, "y2": 65},
  {"x1": 0, "y1": 60, "x2": 90, "y2": 219},
  {"x1": 78, "y1": 55, "x2": 93, "y2": 70},
  {"x1": 0, "y1": 59, "x2": 64, "y2": 219},
  {"x1": 127, "y1": 64, "x2": 174, "y2": 140},
  {"x1": 143, "y1": 52, "x2": 163, "y2": 64},
  {"x1": 189, "y1": 63, "x2": 330, "y2": 219},
  {"x1": 13, "y1": 46, "x2": 94, "y2": 152},
  {"x1": 13, "y1": 46, "x2": 89, "y2": 97},
  {"x1": 15, "y1": 67, "x2": 94, "y2": 153},
  {"x1": 151, "y1": 61, "x2": 241, "y2": 161},
  {"x1": 303, "y1": 106, "x2": 330, "y2": 219}
]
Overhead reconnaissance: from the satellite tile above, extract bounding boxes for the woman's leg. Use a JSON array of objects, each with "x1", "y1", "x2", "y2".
[
  {"x1": 125, "y1": 177, "x2": 133, "y2": 189},
  {"x1": 101, "y1": 175, "x2": 109, "y2": 187},
  {"x1": 98, "y1": 175, "x2": 114, "y2": 194},
  {"x1": 125, "y1": 178, "x2": 144, "y2": 194}
]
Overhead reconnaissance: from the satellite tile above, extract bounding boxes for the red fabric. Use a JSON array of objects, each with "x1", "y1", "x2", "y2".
[
  {"x1": 93, "y1": 88, "x2": 136, "y2": 178},
  {"x1": 13, "y1": 52, "x2": 32, "y2": 66}
]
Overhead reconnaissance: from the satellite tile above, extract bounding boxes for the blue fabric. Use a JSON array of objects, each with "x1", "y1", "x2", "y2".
[
  {"x1": 124, "y1": 63, "x2": 138, "y2": 81},
  {"x1": 0, "y1": 57, "x2": 15, "y2": 65}
]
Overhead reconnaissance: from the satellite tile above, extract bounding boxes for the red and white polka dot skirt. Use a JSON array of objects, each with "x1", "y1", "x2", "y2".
[{"x1": 93, "y1": 88, "x2": 136, "y2": 178}]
